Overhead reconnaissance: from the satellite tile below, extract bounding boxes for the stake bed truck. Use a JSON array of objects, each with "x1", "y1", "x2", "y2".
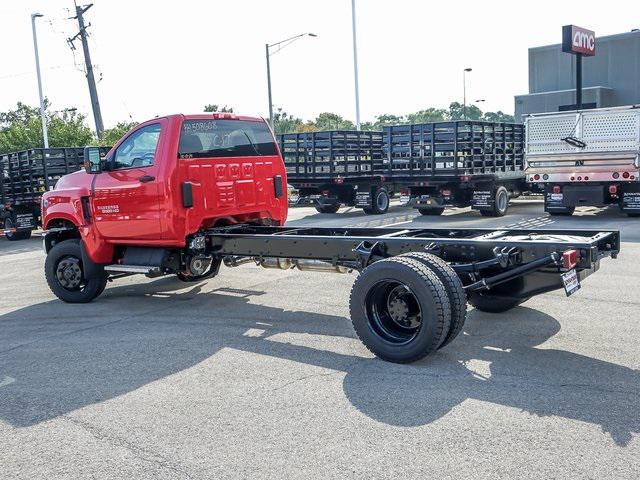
[
  {"x1": 41, "y1": 113, "x2": 619, "y2": 363},
  {"x1": 525, "y1": 105, "x2": 640, "y2": 216}
]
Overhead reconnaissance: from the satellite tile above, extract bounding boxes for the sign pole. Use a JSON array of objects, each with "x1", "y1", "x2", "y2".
[{"x1": 576, "y1": 54, "x2": 582, "y2": 110}]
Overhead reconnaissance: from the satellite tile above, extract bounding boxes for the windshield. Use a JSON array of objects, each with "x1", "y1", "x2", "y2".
[{"x1": 178, "y1": 119, "x2": 278, "y2": 158}]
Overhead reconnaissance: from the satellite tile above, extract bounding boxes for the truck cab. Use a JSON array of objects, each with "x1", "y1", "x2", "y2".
[{"x1": 42, "y1": 113, "x2": 287, "y2": 301}]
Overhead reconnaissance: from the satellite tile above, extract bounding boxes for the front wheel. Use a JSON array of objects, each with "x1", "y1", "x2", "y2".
[
  {"x1": 45, "y1": 239, "x2": 107, "y2": 303},
  {"x1": 4, "y1": 217, "x2": 32, "y2": 241}
]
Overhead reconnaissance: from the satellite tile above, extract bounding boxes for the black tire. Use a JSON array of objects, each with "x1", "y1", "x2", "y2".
[
  {"x1": 418, "y1": 207, "x2": 445, "y2": 216},
  {"x1": 548, "y1": 207, "x2": 575, "y2": 216},
  {"x1": 481, "y1": 186, "x2": 509, "y2": 217},
  {"x1": 399, "y1": 252, "x2": 467, "y2": 349},
  {"x1": 364, "y1": 188, "x2": 390, "y2": 215},
  {"x1": 45, "y1": 239, "x2": 108, "y2": 303},
  {"x1": 349, "y1": 257, "x2": 452, "y2": 363},
  {"x1": 4, "y1": 217, "x2": 32, "y2": 241},
  {"x1": 315, "y1": 204, "x2": 340, "y2": 214},
  {"x1": 468, "y1": 292, "x2": 529, "y2": 313}
]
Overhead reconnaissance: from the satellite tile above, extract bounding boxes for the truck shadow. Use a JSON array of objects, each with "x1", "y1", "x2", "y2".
[{"x1": 0, "y1": 277, "x2": 638, "y2": 446}]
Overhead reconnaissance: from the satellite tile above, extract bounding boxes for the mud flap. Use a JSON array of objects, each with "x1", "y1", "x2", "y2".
[
  {"x1": 471, "y1": 189, "x2": 494, "y2": 211},
  {"x1": 620, "y1": 184, "x2": 640, "y2": 214},
  {"x1": 354, "y1": 191, "x2": 372, "y2": 208},
  {"x1": 80, "y1": 240, "x2": 105, "y2": 280}
]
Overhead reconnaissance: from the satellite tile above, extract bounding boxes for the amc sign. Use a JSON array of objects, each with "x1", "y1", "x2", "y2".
[{"x1": 562, "y1": 25, "x2": 596, "y2": 56}]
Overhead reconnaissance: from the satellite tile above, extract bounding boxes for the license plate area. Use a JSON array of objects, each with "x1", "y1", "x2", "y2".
[{"x1": 561, "y1": 269, "x2": 581, "y2": 296}]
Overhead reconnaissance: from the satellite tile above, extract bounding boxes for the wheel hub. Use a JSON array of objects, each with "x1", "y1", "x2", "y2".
[{"x1": 56, "y1": 257, "x2": 83, "y2": 290}]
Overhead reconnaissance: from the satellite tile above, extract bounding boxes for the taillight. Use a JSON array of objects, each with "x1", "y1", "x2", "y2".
[
  {"x1": 333, "y1": 177, "x2": 344, "y2": 184},
  {"x1": 321, "y1": 190, "x2": 330, "y2": 196},
  {"x1": 543, "y1": 174, "x2": 549, "y2": 180},
  {"x1": 534, "y1": 174, "x2": 540, "y2": 181},
  {"x1": 562, "y1": 249, "x2": 578, "y2": 269},
  {"x1": 609, "y1": 185, "x2": 618, "y2": 195},
  {"x1": 441, "y1": 189, "x2": 451, "y2": 196},
  {"x1": 623, "y1": 172, "x2": 630, "y2": 179},
  {"x1": 553, "y1": 185, "x2": 561, "y2": 194},
  {"x1": 613, "y1": 172, "x2": 620, "y2": 179}
]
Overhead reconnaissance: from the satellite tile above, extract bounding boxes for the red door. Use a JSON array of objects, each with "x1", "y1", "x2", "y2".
[{"x1": 92, "y1": 122, "x2": 163, "y2": 240}]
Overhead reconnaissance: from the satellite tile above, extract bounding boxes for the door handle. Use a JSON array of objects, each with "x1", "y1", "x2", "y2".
[{"x1": 138, "y1": 175, "x2": 155, "y2": 183}]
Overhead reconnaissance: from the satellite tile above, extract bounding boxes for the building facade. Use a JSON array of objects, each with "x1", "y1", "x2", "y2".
[{"x1": 515, "y1": 30, "x2": 640, "y2": 120}]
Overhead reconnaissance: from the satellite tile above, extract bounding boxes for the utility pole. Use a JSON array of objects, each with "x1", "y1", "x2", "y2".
[
  {"x1": 68, "y1": 3, "x2": 104, "y2": 138},
  {"x1": 31, "y1": 13, "x2": 49, "y2": 148},
  {"x1": 351, "y1": 0, "x2": 361, "y2": 130}
]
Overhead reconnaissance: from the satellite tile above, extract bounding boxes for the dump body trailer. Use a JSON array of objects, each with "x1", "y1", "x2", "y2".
[
  {"x1": 0, "y1": 147, "x2": 110, "y2": 240},
  {"x1": 40, "y1": 113, "x2": 619, "y2": 364},
  {"x1": 525, "y1": 106, "x2": 640, "y2": 216},
  {"x1": 278, "y1": 130, "x2": 394, "y2": 214},
  {"x1": 385, "y1": 121, "x2": 527, "y2": 217}
]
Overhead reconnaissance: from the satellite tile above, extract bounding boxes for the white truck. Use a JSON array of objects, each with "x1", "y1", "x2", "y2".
[{"x1": 524, "y1": 106, "x2": 640, "y2": 216}]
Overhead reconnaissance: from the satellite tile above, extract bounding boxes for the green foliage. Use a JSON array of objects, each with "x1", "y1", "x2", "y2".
[
  {"x1": 447, "y1": 101, "x2": 483, "y2": 121},
  {"x1": 482, "y1": 110, "x2": 515, "y2": 123},
  {"x1": 99, "y1": 121, "x2": 138, "y2": 146},
  {"x1": 0, "y1": 101, "x2": 96, "y2": 154},
  {"x1": 272, "y1": 108, "x2": 303, "y2": 135},
  {"x1": 312, "y1": 112, "x2": 354, "y2": 131},
  {"x1": 204, "y1": 104, "x2": 234, "y2": 113},
  {"x1": 406, "y1": 108, "x2": 448, "y2": 123}
]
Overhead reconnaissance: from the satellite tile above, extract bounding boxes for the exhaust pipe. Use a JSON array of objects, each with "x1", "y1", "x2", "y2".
[
  {"x1": 259, "y1": 257, "x2": 350, "y2": 273},
  {"x1": 224, "y1": 256, "x2": 351, "y2": 273}
]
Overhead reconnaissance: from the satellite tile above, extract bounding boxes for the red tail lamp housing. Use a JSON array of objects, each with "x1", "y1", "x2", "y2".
[{"x1": 562, "y1": 249, "x2": 578, "y2": 269}]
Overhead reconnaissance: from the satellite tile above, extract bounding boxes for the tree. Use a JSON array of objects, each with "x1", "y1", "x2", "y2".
[
  {"x1": 272, "y1": 108, "x2": 303, "y2": 135},
  {"x1": 448, "y1": 101, "x2": 482, "y2": 121},
  {"x1": 99, "y1": 121, "x2": 138, "y2": 146},
  {"x1": 406, "y1": 108, "x2": 448, "y2": 124},
  {"x1": 203, "y1": 104, "x2": 234, "y2": 113},
  {"x1": 371, "y1": 114, "x2": 405, "y2": 130},
  {"x1": 0, "y1": 101, "x2": 96, "y2": 154},
  {"x1": 313, "y1": 112, "x2": 354, "y2": 131},
  {"x1": 482, "y1": 111, "x2": 515, "y2": 123}
]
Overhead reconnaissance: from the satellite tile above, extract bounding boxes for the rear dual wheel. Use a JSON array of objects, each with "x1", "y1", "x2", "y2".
[
  {"x1": 363, "y1": 188, "x2": 390, "y2": 215},
  {"x1": 479, "y1": 186, "x2": 509, "y2": 217},
  {"x1": 4, "y1": 217, "x2": 32, "y2": 241},
  {"x1": 350, "y1": 255, "x2": 462, "y2": 363}
]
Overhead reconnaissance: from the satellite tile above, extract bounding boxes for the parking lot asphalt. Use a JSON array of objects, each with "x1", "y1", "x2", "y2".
[{"x1": 1, "y1": 199, "x2": 639, "y2": 479}]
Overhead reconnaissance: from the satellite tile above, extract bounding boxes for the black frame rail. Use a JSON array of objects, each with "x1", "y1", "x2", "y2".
[{"x1": 206, "y1": 226, "x2": 619, "y2": 271}]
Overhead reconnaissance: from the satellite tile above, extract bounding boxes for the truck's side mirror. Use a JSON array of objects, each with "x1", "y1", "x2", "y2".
[{"x1": 84, "y1": 147, "x2": 103, "y2": 174}]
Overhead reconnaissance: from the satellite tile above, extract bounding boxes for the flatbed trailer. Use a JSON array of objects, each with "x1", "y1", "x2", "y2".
[
  {"x1": 0, "y1": 147, "x2": 110, "y2": 240},
  {"x1": 384, "y1": 121, "x2": 528, "y2": 217},
  {"x1": 279, "y1": 130, "x2": 398, "y2": 214}
]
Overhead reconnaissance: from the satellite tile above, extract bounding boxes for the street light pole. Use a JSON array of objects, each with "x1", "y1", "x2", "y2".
[
  {"x1": 463, "y1": 67, "x2": 472, "y2": 120},
  {"x1": 265, "y1": 43, "x2": 274, "y2": 129},
  {"x1": 351, "y1": 0, "x2": 361, "y2": 130},
  {"x1": 265, "y1": 33, "x2": 316, "y2": 130},
  {"x1": 31, "y1": 13, "x2": 48, "y2": 149}
]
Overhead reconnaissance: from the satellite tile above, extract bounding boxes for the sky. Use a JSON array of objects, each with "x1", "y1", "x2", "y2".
[{"x1": 0, "y1": 0, "x2": 637, "y2": 131}]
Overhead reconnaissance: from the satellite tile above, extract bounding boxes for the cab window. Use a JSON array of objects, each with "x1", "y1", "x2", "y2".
[
  {"x1": 113, "y1": 123, "x2": 161, "y2": 169},
  {"x1": 178, "y1": 120, "x2": 277, "y2": 158}
]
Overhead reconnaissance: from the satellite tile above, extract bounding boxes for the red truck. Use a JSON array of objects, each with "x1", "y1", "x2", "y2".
[{"x1": 41, "y1": 113, "x2": 619, "y2": 363}]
